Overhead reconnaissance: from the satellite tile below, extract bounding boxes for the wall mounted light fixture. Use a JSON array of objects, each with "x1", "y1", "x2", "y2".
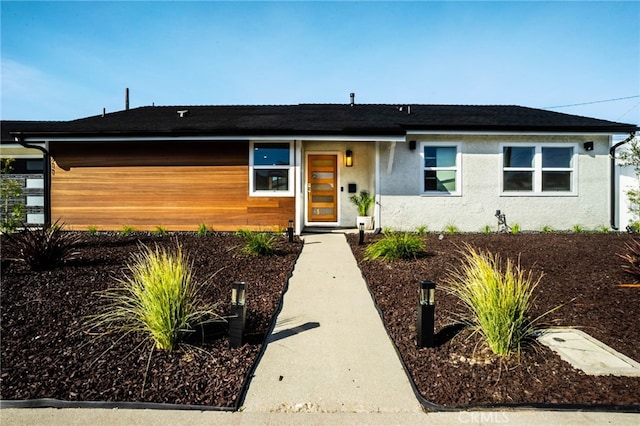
[
  {"x1": 584, "y1": 141, "x2": 594, "y2": 151},
  {"x1": 345, "y1": 150, "x2": 353, "y2": 167}
]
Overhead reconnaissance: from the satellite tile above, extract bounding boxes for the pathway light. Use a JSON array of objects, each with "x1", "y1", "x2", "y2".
[{"x1": 418, "y1": 279, "x2": 436, "y2": 348}]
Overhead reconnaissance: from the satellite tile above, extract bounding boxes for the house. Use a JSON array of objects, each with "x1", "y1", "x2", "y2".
[
  {"x1": 1, "y1": 121, "x2": 49, "y2": 226},
  {"x1": 2, "y1": 101, "x2": 637, "y2": 233}
]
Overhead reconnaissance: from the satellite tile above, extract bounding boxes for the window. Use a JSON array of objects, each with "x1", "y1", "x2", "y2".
[
  {"x1": 250, "y1": 142, "x2": 294, "y2": 196},
  {"x1": 420, "y1": 143, "x2": 460, "y2": 195},
  {"x1": 3, "y1": 158, "x2": 44, "y2": 174},
  {"x1": 502, "y1": 144, "x2": 576, "y2": 195}
]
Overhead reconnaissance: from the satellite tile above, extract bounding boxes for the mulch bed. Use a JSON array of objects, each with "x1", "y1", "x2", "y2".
[
  {"x1": 347, "y1": 232, "x2": 640, "y2": 409},
  {"x1": 3, "y1": 231, "x2": 640, "y2": 409},
  {"x1": 0, "y1": 232, "x2": 301, "y2": 408}
]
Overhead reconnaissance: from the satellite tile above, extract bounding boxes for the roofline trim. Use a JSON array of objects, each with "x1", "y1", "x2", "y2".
[
  {"x1": 405, "y1": 130, "x2": 639, "y2": 136},
  {"x1": 17, "y1": 134, "x2": 406, "y2": 143}
]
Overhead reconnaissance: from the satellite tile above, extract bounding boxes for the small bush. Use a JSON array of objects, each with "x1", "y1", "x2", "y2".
[
  {"x1": 87, "y1": 225, "x2": 99, "y2": 235},
  {"x1": 481, "y1": 224, "x2": 493, "y2": 234},
  {"x1": 196, "y1": 223, "x2": 210, "y2": 236},
  {"x1": 618, "y1": 239, "x2": 640, "y2": 280},
  {"x1": 364, "y1": 231, "x2": 425, "y2": 261},
  {"x1": 511, "y1": 223, "x2": 521, "y2": 234},
  {"x1": 443, "y1": 224, "x2": 460, "y2": 235},
  {"x1": 444, "y1": 244, "x2": 545, "y2": 357},
  {"x1": 154, "y1": 225, "x2": 168, "y2": 236},
  {"x1": 89, "y1": 243, "x2": 219, "y2": 351},
  {"x1": 572, "y1": 224, "x2": 585, "y2": 233},
  {"x1": 597, "y1": 225, "x2": 610, "y2": 234},
  {"x1": 541, "y1": 225, "x2": 553, "y2": 234},
  {"x1": 627, "y1": 221, "x2": 640, "y2": 233},
  {"x1": 237, "y1": 230, "x2": 276, "y2": 256},
  {"x1": 416, "y1": 225, "x2": 428, "y2": 235},
  {"x1": 121, "y1": 225, "x2": 135, "y2": 236},
  {"x1": 4, "y1": 220, "x2": 80, "y2": 270},
  {"x1": 1, "y1": 158, "x2": 25, "y2": 233}
]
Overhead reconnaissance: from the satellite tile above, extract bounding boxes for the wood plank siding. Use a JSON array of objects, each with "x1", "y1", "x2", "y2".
[{"x1": 49, "y1": 141, "x2": 295, "y2": 231}]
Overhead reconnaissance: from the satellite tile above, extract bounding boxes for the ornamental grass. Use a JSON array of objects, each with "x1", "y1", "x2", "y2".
[
  {"x1": 364, "y1": 231, "x2": 425, "y2": 261},
  {"x1": 236, "y1": 229, "x2": 277, "y2": 256},
  {"x1": 444, "y1": 244, "x2": 545, "y2": 357},
  {"x1": 4, "y1": 220, "x2": 80, "y2": 271},
  {"x1": 89, "y1": 243, "x2": 218, "y2": 351}
]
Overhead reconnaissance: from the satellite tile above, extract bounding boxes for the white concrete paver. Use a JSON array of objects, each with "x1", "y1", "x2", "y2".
[
  {"x1": 537, "y1": 328, "x2": 640, "y2": 377},
  {"x1": 241, "y1": 233, "x2": 422, "y2": 413}
]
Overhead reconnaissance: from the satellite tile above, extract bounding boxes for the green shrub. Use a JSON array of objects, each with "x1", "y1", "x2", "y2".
[
  {"x1": 87, "y1": 225, "x2": 99, "y2": 235},
  {"x1": 511, "y1": 223, "x2": 521, "y2": 234},
  {"x1": 628, "y1": 221, "x2": 640, "y2": 233},
  {"x1": 572, "y1": 224, "x2": 585, "y2": 233},
  {"x1": 237, "y1": 230, "x2": 276, "y2": 256},
  {"x1": 444, "y1": 245, "x2": 546, "y2": 357},
  {"x1": 481, "y1": 224, "x2": 493, "y2": 234},
  {"x1": 443, "y1": 223, "x2": 460, "y2": 235},
  {"x1": 416, "y1": 225, "x2": 428, "y2": 235},
  {"x1": 121, "y1": 225, "x2": 135, "y2": 236},
  {"x1": 4, "y1": 220, "x2": 80, "y2": 270},
  {"x1": 154, "y1": 225, "x2": 168, "y2": 236},
  {"x1": 364, "y1": 232, "x2": 425, "y2": 261},
  {"x1": 541, "y1": 225, "x2": 553, "y2": 234},
  {"x1": 196, "y1": 223, "x2": 210, "y2": 236},
  {"x1": 89, "y1": 243, "x2": 218, "y2": 351},
  {"x1": 597, "y1": 224, "x2": 610, "y2": 234},
  {"x1": 1, "y1": 158, "x2": 25, "y2": 233}
]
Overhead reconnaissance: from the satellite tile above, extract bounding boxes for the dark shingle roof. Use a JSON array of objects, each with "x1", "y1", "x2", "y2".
[{"x1": 3, "y1": 104, "x2": 637, "y2": 139}]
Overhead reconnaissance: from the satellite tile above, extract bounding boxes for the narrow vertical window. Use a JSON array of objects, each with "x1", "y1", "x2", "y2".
[{"x1": 421, "y1": 144, "x2": 460, "y2": 195}]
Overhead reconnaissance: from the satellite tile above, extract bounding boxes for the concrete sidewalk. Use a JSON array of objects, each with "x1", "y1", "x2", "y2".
[{"x1": 241, "y1": 233, "x2": 421, "y2": 413}]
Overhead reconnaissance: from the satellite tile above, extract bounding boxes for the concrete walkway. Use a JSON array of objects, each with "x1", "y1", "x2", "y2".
[{"x1": 242, "y1": 233, "x2": 421, "y2": 413}]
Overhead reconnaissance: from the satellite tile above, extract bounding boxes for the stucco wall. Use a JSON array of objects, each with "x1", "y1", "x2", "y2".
[
  {"x1": 379, "y1": 134, "x2": 611, "y2": 232},
  {"x1": 615, "y1": 136, "x2": 640, "y2": 230}
]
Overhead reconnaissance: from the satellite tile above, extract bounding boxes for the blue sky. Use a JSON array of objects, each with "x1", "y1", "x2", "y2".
[{"x1": 1, "y1": 1, "x2": 639, "y2": 124}]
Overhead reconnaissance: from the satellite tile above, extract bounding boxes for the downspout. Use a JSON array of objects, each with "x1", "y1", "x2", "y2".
[
  {"x1": 14, "y1": 135, "x2": 52, "y2": 228},
  {"x1": 610, "y1": 132, "x2": 636, "y2": 230}
]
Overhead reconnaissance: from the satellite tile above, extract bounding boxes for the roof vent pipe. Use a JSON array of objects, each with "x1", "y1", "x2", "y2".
[
  {"x1": 102, "y1": 108, "x2": 105, "y2": 117},
  {"x1": 350, "y1": 92, "x2": 355, "y2": 107},
  {"x1": 125, "y1": 88, "x2": 130, "y2": 111}
]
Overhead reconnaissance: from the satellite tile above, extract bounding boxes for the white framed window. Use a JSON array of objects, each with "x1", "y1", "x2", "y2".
[
  {"x1": 420, "y1": 142, "x2": 461, "y2": 195},
  {"x1": 249, "y1": 141, "x2": 294, "y2": 197},
  {"x1": 501, "y1": 143, "x2": 577, "y2": 195}
]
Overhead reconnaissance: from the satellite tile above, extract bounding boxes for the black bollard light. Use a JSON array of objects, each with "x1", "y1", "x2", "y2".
[
  {"x1": 229, "y1": 281, "x2": 247, "y2": 348},
  {"x1": 287, "y1": 219, "x2": 294, "y2": 243},
  {"x1": 358, "y1": 222, "x2": 365, "y2": 245},
  {"x1": 417, "y1": 280, "x2": 436, "y2": 348}
]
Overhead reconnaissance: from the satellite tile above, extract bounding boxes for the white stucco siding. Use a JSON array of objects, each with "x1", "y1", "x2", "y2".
[
  {"x1": 615, "y1": 136, "x2": 640, "y2": 230},
  {"x1": 379, "y1": 134, "x2": 610, "y2": 232}
]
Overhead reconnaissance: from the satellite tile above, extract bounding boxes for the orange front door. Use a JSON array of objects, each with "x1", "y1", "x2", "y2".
[{"x1": 307, "y1": 155, "x2": 338, "y2": 223}]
